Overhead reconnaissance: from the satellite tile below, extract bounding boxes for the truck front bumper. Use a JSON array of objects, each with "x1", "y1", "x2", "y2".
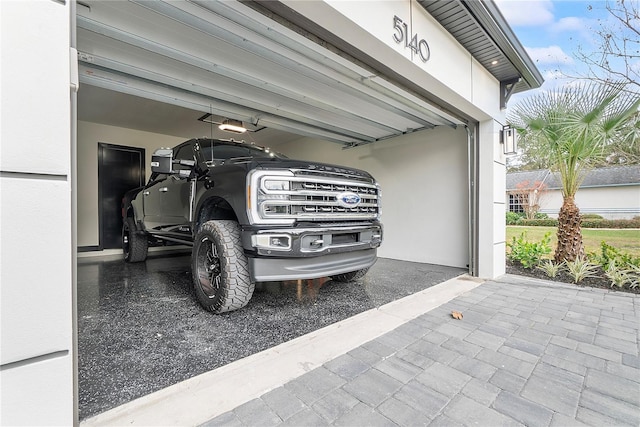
[
  {"x1": 248, "y1": 248, "x2": 378, "y2": 282},
  {"x1": 241, "y1": 223, "x2": 382, "y2": 282},
  {"x1": 242, "y1": 223, "x2": 382, "y2": 257}
]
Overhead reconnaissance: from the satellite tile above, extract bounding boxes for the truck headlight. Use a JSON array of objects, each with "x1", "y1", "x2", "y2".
[
  {"x1": 264, "y1": 180, "x2": 290, "y2": 191},
  {"x1": 247, "y1": 170, "x2": 296, "y2": 225}
]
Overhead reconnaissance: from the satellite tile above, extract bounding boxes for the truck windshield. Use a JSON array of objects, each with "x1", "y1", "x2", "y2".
[{"x1": 200, "y1": 141, "x2": 286, "y2": 164}]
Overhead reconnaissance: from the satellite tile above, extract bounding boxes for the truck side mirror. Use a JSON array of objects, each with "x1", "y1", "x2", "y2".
[{"x1": 151, "y1": 148, "x2": 174, "y2": 174}]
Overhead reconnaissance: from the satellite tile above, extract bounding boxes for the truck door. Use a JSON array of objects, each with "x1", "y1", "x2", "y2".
[{"x1": 143, "y1": 143, "x2": 194, "y2": 232}]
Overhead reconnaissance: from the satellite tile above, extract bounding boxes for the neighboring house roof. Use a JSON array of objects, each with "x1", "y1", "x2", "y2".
[
  {"x1": 506, "y1": 165, "x2": 640, "y2": 191},
  {"x1": 506, "y1": 170, "x2": 551, "y2": 190}
]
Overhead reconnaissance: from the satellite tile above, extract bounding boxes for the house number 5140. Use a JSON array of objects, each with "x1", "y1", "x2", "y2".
[{"x1": 393, "y1": 15, "x2": 431, "y2": 62}]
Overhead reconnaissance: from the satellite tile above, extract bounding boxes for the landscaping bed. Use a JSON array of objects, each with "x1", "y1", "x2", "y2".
[
  {"x1": 506, "y1": 260, "x2": 640, "y2": 295},
  {"x1": 506, "y1": 225, "x2": 640, "y2": 295}
]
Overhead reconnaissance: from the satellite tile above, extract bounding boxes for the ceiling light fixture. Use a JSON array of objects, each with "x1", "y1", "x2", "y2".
[
  {"x1": 197, "y1": 114, "x2": 266, "y2": 133},
  {"x1": 218, "y1": 118, "x2": 247, "y2": 133}
]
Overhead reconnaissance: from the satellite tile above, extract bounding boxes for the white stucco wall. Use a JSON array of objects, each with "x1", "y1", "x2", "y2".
[
  {"x1": 286, "y1": 0, "x2": 502, "y2": 122},
  {"x1": 538, "y1": 186, "x2": 640, "y2": 220},
  {"x1": 77, "y1": 121, "x2": 185, "y2": 247},
  {"x1": 0, "y1": 0, "x2": 74, "y2": 424},
  {"x1": 478, "y1": 120, "x2": 508, "y2": 278},
  {"x1": 279, "y1": 127, "x2": 469, "y2": 268}
]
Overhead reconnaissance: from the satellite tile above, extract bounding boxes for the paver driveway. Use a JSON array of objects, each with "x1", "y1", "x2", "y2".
[{"x1": 205, "y1": 275, "x2": 640, "y2": 427}]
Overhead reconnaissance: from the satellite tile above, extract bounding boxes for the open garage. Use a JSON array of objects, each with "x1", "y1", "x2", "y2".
[
  {"x1": 75, "y1": 0, "x2": 471, "y2": 270},
  {"x1": 1, "y1": 0, "x2": 542, "y2": 424}
]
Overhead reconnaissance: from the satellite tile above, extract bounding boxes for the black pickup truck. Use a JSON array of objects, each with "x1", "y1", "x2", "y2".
[{"x1": 122, "y1": 138, "x2": 382, "y2": 313}]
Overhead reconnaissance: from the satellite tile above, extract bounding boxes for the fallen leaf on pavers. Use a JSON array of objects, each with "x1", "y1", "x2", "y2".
[{"x1": 451, "y1": 311, "x2": 463, "y2": 320}]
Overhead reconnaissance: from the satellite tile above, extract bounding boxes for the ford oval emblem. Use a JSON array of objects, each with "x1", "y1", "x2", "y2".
[{"x1": 337, "y1": 191, "x2": 361, "y2": 208}]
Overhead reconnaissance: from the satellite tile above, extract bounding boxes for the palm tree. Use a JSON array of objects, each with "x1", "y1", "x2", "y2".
[{"x1": 508, "y1": 82, "x2": 640, "y2": 262}]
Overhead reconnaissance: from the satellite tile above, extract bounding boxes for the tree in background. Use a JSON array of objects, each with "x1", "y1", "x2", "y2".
[
  {"x1": 508, "y1": 0, "x2": 640, "y2": 171},
  {"x1": 508, "y1": 82, "x2": 640, "y2": 262},
  {"x1": 511, "y1": 180, "x2": 548, "y2": 220},
  {"x1": 605, "y1": 109, "x2": 640, "y2": 164},
  {"x1": 576, "y1": 0, "x2": 639, "y2": 92}
]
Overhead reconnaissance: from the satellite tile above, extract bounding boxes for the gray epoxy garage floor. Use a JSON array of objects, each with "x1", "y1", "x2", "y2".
[{"x1": 77, "y1": 253, "x2": 465, "y2": 420}]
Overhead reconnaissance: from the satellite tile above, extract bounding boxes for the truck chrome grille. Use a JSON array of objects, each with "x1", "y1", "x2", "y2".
[{"x1": 250, "y1": 170, "x2": 381, "y2": 224}]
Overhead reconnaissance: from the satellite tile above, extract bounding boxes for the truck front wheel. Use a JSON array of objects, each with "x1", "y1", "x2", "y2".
[
  {"x1": 122, "y1": 217, "x2": 148, "y2": 262},
  {"x1": 192, "y1": 220, "x2": 254, "y2": 313},
  {"x1": 330, "y1": 268, "x2": 370, "y2": 282}
]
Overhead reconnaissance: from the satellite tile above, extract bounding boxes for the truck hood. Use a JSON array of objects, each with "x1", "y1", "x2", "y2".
[{"x1": 253, "y1": 158, "x2": 374, "y2": 181}]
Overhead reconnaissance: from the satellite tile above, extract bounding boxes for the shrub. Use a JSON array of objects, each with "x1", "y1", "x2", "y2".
[
  {"x1": 604, "y1": 262, "x2": 632, "y2": 288},
  {"x1": 581, "y1": 214, "x2": 604, "y2": 220},
  {"x1": 507, "y1": 232, "x2": 552, "y2": 269},
  {"x1": 519, "y1": 218, "x2": 559, "y2": 227},
  {"x1": 511, "y1": 217, "x2": 640, "y2": 228},
  {"x1": 506, "y1": 211, "x2": 524, "y2": 225},
  {"x1": 565, "y1": 258, "x2": 600, "y2": 283},
  {"x1": 627, "y1": 265, "x2": 640, "y2": 289},
  {"x1": 581, "y1": 218, "x2": 640, "y2": 228},
  {"x1": 593, "y1": 242, "x2": 640, "y2": 269},
  {"x1": 534, "y1": 212, "x2": 549, "y2": 219},
  {"x1": 537, "y1": 260, "x2": 564, "y2": 278}
]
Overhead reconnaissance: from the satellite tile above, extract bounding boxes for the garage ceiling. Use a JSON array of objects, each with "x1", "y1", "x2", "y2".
[
  {"x1": 76, "y1": 0, "x2": 462, "y2": 147},
  {"x1": 77, "y1": 85, "x2": 302, "y2": 147}
]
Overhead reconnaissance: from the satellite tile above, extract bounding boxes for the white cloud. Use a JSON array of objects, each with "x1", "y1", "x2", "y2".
[
  {"x1": 550, "y1": 16, "x2": 585, "y2": 33},
  {"x1": 526, "y1": 45, "x2": 574, "y2": 65},
  {"x1": 494, "y1": 0, "x2": 554, "y2": 27}
]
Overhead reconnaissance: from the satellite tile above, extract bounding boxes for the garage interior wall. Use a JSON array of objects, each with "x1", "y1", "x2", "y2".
[
  {"x1": 279, "y1": 127, "x2": 469, "y2": 268},
  {"x1": 77, "y1": 121, "x2": 185, "y2": 247}
]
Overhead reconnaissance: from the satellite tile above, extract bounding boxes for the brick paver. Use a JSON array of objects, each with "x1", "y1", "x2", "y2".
[{"x1": 203, "y1": 275, "x2": 640, "y2": 426}]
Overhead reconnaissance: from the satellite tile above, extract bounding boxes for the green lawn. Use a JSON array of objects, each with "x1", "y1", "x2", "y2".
[{"x1": 506, "y1": 226, "x2": 640, "y2": 257}]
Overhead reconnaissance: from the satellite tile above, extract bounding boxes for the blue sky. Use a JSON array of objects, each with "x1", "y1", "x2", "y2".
[{"x1": 494, "y1": 0, "x2": 622, "y2": 95}]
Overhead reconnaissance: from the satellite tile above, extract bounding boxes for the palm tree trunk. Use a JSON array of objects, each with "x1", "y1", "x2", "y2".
[{"x1": 554, "y1": 196, "x2": 584, "y2": 262}]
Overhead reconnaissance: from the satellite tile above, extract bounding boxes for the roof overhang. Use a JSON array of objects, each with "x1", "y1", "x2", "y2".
[{"x1": 419, "y1": 0, "x2": 544, "y2": 107}]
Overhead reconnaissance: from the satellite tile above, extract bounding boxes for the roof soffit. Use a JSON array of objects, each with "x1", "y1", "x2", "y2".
[{"x1": 418, "y1": 0, "x2": 544, "y2": 94}]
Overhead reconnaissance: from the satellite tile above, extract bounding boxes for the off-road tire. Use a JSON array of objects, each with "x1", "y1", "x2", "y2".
[
  {"x1": 192, "y1": 220, "x2": 254, "y2": 313},
  {"x1": 331, "y1": 268, "x2": 370, "y2": 283},
  {"x1": 122, "y1": 217, "x2": 148, "y2": 262}
]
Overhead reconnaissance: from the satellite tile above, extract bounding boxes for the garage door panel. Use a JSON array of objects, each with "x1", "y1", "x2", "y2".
[
  {"x1": 77, "y1": 28, "x2": 417, "y2": 141},
  {"x1": 129, "y1": 0, "x2": 438, "y2": 129},
  {"x1": 79, "y1": 64, "x2": 360, "y2": 145},
  {"x1": 78, "y1": 0, "x2": 461, "y2": 144},
  {"x1": 76, "y1": 18, "x2": 428, "y2": 138}
]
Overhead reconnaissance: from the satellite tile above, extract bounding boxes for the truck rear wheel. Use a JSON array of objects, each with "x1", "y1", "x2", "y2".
[
  {"x1": 331, "y1": 268, "x2": 369, "y2": 282},
  {"x1": 122, "y1": 217, "x2": 148, "y2": 262},
  {"x1": 192, "y1": 220, "x2": 254, "y2": 313}
]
